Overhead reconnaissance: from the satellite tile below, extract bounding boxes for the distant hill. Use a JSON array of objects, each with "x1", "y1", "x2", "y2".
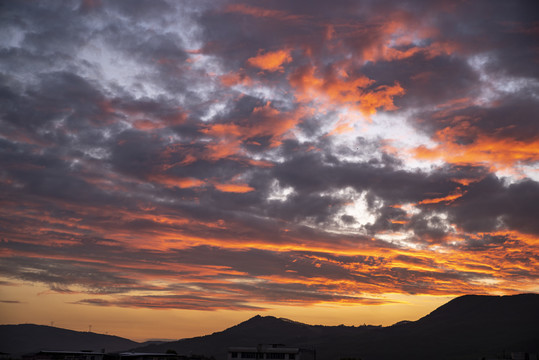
[
  {"x1": 133, "y1": 293, "x2": 539, "y2": 360},
  {"x1": 0, "y1": 324, "x2": 141, "y2": 356}
]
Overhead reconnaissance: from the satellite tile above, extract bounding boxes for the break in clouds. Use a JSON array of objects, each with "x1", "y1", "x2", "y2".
[{"x1": 0, "y1": 0, "x2": 538, "y2": 310}]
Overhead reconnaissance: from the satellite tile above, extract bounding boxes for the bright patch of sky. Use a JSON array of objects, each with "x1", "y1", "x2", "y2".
[
  {"x1": 267, "y1": 180, "x2": 295, "y2": 202},
  {"x1": 376, "y1": 230, "x2": 424, "y2": 250},
  {"x1": 335, "y1": 188, "x2": 377, "y2": 226},
  {"x1": 520, "y1": 164, "x2": 539, "y2": 182},
  {"x1": 323, "y1": 107, "x2": 441, "y2": 172},
  {"x1": 320, "y1": 188, "x2": 378, "y2": 235}
]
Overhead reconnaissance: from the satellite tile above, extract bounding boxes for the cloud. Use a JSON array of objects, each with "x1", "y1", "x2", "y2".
[
  {"x1": 224, "y1": 4, "x2": 308, "y2": 22},
  {"x1": 213, "y1": 182, "x2": 255, "y2": 193},
  {"x1": 0, "y1": 300, "x2": 21, "y2": 304},
  {"x1": 0, "y1": 0, "x2": 537, "y2": 314},
  {"x1": 74, "y1": 295, "x2": 266, "y2": 311},
  {"x1": 289, "y1": 64, "x2": 405, "y2": 116},
  {"x1": 247, "y1": 49, "x2": 293, "y2": 72}
]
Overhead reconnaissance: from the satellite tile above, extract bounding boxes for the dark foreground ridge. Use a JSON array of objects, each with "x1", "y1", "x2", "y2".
[
  {"x1": 0, "y1": 324, "x2": 141, "y2": 355},
  {"x1": 133, "y1": 294, "x2": 539, "y2": 360},
  {"x1": 1, "y1": 294, "x2": 538, "y2": 360}
]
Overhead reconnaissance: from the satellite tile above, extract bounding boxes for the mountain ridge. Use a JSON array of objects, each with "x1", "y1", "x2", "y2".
[
  {"x1": 133, "y1": 293, "x2": 539, "y2": 360},
  {"x1": 2, "y1": 294, "x2": 538, "y2": 360},
  {"x1": 0, "y1": 324, "x2": 141, "y2": 356}
]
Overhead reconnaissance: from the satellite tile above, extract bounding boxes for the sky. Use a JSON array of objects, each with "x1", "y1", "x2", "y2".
[{"x1": 0, "y1": 0, "x2": 538, "y2": 342}]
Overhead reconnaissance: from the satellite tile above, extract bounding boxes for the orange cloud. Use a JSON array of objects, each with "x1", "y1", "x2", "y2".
[
  {"x1": 290, "y1": 64, "x2": 405, "y2": 116},
  {"x1": 200, "y1": 102, "x2": 305, "y2": 161},
  {"x1": 149, "y1": 175, "x2": 206, "y2": 189},
  {"x1": 413, "y1": 126, "x2": 539, "y2": 172},
  {"x1": 418, "y1": 189, "x2": 465, "y2": 205},
  {"x1": 220, "y1": 71, "x2": 254, "y2": 87},
  {"x1": 201, "y1": 124, "x2": 245, "y2": 161},
  {"x1": 224, "y1": 4, "x2": 307, "y2": 22},
  {"x1": 451, "y1": 177, "x2": 483, "y2": 186},
  {"x1": 362, "y1": 41, "x2": 457, "y2": 64},
  {"x1": 358, "y1": 83, "x2": 406, "y2": 115},
  {"x1": 214, "y1": 183, "x2": 255, "y2": 193},
  {"x1": 327, "y1": 120, "x2": 355, "y2": 136},
  {"x1": 390, "y1": 220, "x2": 408, "y2": 225},
  {"x1": 324, "y1": 13, "x2": 456, "y2": 65},
  {"x1": 247, "y1": 49, "x2": 292, "y2": 72},
  {"x1": 133, "y1": 119, "x2": 163, "y2": 131}
]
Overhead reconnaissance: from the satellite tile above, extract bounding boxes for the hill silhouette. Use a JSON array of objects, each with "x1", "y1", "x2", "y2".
[
  {"x1": 0, "y1": 324, "x2": 140, "y2": 356},
  {"x1": 1, "y1": 294, "x2": 538, "y2": 359},
  {"x1": 133, "y1": 294, "x2": 539, "y2": 360}
]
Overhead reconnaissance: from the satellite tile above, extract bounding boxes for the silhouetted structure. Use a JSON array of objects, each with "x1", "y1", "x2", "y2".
[
  {"x1": 227, "y1": 345, "x2": 315, "y2": 360},
  {"x1": 119, "y1": 353, "x2": 180, "y2": 360},
  {"x1": 22, "y1": 351, "x2": 105, "y2": 360},
  {"x1": 21, "y1": 352, "x2": 186, "y2": 360}
]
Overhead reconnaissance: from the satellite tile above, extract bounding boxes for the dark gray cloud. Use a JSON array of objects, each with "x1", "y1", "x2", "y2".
[
  {"x1": 446, "y1": 176, "x2": 539, "y2": 235},
  {"x1": 0, "y1": 300, "x2": 21, "y2": 304}
]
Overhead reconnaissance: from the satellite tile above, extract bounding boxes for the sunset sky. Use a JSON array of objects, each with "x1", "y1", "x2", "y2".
[{"x1": 1, "y1": 0, "x2": 538, "y2": 342}]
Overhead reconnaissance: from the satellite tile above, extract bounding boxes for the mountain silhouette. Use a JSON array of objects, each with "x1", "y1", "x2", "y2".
[
  {"x1": 1, "y1": 294, "x2": 538, "y2": 359},
  {"x1": 0, "y1": 324, "x2": 140, "y2": 356},
  {"x1": 133, "y1": 294, "x2": 539, "y2": 360}
]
